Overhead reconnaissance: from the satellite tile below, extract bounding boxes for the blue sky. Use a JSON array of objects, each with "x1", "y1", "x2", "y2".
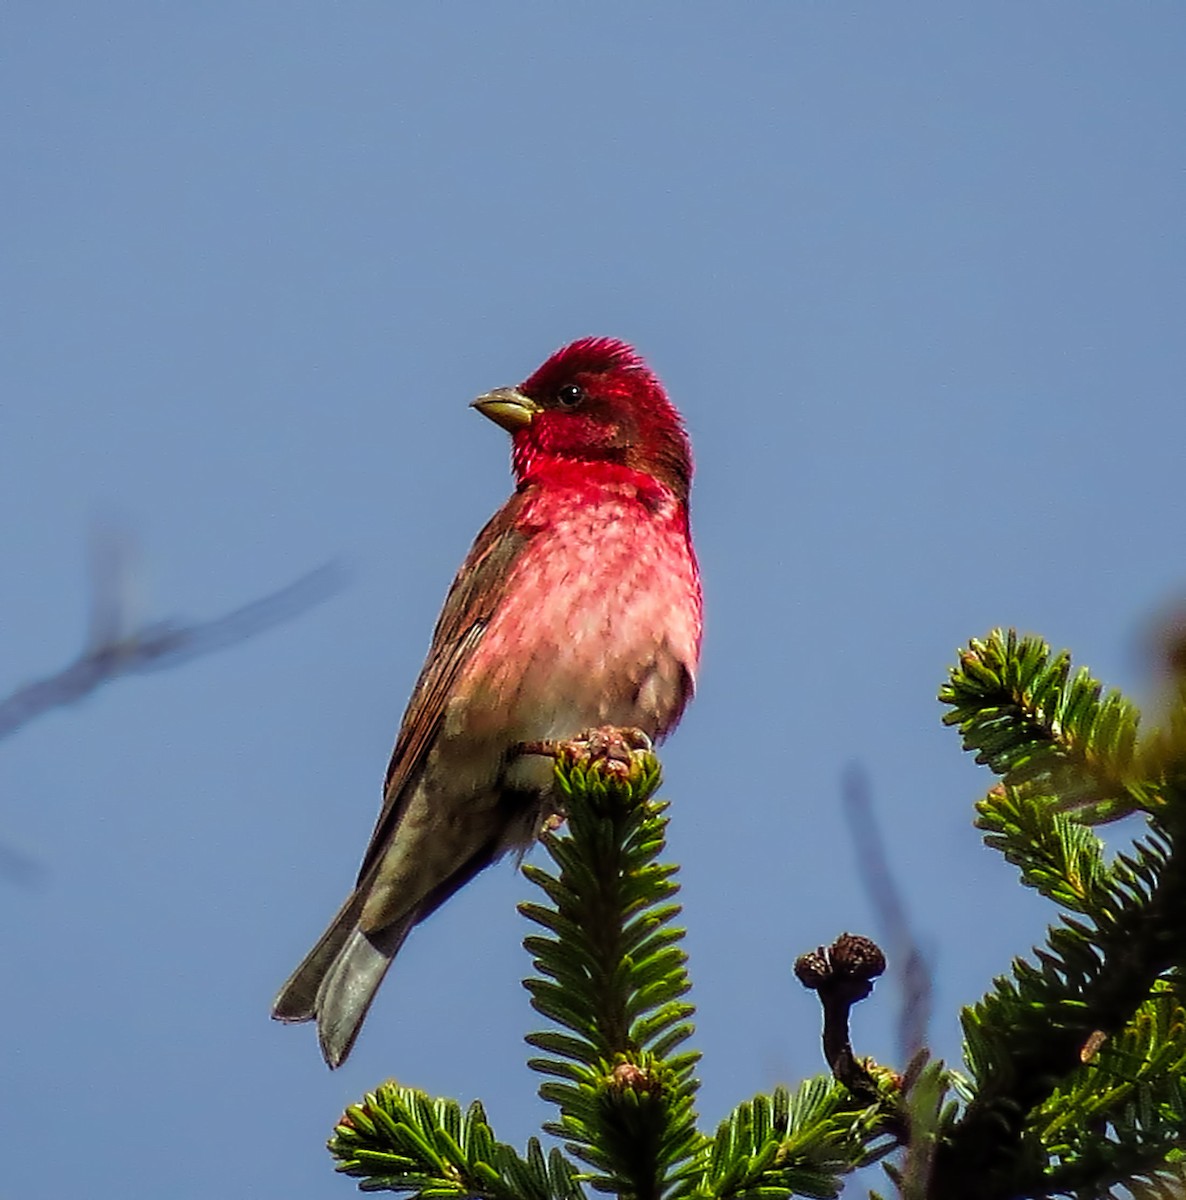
[{"x1": 2, "y1": 6, "x2": 1184, "y2": 1197}]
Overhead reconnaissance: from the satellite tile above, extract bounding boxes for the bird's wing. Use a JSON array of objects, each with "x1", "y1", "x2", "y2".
[{"x1": 354, "y1": 492, "x2": 531, "y2": 887}]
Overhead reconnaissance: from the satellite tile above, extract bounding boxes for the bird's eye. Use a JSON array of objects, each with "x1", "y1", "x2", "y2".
[{"x1": 557, "y1": 383, "x2": 584, "y2": 407}]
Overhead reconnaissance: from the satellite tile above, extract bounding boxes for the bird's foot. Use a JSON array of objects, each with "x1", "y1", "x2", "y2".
[
  {"x1": 574, "y1": 725, "x2": 652, "y2": 769},
  {"x1": 517, "y1": 726, "x2": 652, "y2": 779}
]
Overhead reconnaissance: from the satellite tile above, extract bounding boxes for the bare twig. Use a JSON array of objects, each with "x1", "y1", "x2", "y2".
[
  {"x1": 0, "y1": 556, "x2": 344, "y2": 743},
  {"x1": 841, "y1": 763, "x2": 932, "y2": 1064},
  {"x1": 840, "y1": 767, "x2": 943, "y2": 1197}
]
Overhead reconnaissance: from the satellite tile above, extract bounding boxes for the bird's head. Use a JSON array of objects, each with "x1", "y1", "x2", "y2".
[{"x1": 473, "y1": 337, "x2": 692, "y2": 501}]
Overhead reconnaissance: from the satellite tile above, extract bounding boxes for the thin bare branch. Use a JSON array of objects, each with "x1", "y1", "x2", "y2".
[
  {"x1": 841, "y1": 763, "x2": 932, "y2": 1063},
  {"x1": 0, "y1": 560, "x2": 344, "y2": 743}
]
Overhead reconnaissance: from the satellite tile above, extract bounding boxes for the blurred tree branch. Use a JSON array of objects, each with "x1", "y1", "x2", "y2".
[
  {"x1": 842, "y1": 764, "x2": 932, "y2": 1065},
  {"x1": 0, "y1": 537, "x2": 343, "y2": 743}
]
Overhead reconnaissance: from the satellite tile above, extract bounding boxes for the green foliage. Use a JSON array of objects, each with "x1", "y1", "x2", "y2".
[
  {"x1": 940, "y1": 628, "x2": 1149, "y2": 824},
  {"x1": 701, "y1": 1080, "x2": 896, "y2": 1200},
  {"x1": 327, "y1": 626, "x2": 1186, "y2": 1200},
  {"x1": 1032, "y1": 981, "x2": 1186, "y2": 1197},
  {"x1": 330, "y1": 1085, "x2": 579, "y2": 1200},
  {"x1": 931, "y1": 629, "x2": 1186, "y2": 1198}
]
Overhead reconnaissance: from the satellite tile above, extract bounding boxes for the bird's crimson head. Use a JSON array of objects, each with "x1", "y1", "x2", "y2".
[{"x1": 472, "y1": 337, "x2": 692, "y2": 501}]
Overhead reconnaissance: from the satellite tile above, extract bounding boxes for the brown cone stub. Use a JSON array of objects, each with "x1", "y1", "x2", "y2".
[
  {"x1": 793, "y1": 949, "x2": 831, "y2": 990},
  {"x1": 795, "y1": 933, "x2": 886, "y2": 1002},
  {"x1": 794, "y1": 932, "x2": 907, "y2": 1142},
  {"x1": 832, "y1": 932, "x2": 887, "y2": 979}
]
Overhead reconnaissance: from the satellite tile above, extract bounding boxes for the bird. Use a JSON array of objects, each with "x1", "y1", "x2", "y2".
[{"x1": 271, "y1": 336, "x2": 702, "y2": 1067}]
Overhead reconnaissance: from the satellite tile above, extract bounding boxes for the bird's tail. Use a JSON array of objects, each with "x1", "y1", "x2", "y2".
[{"x1": 272, "y1": 892, "x2": 415, "y2": 1068}]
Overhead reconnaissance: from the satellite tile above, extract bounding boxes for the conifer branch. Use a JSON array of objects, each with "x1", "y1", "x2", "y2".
[
  {"x1": 701, "y1": 1079, "x2": 896, "y2": 1200},
  {"x1": 930, "y1": 630, "x2": 1186, "y2": 1199},
  {"x1": 519, "y1": 729, "x2": 701, "y2": 1200},
  {"x1": 329, "y1": 1083, "x2": 581, "y2": 1200},
  {"x1": 940, "y1": 629, "x2": 1147, "y2": 824}
]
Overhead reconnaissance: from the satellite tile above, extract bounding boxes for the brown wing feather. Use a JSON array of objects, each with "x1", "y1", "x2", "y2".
[{"x1": 353, "y1": 493, "x2": 531, "y2": 886}]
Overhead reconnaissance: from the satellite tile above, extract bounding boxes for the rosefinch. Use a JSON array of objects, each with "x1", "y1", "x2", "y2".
[{"x1": 272, "y1": 337, "x2": 702, "y2": 1067}]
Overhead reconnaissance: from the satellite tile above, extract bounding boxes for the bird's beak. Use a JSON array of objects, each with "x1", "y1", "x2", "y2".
[{"x1": 471, "y1": 388, "x2": 540, "y2": 433}]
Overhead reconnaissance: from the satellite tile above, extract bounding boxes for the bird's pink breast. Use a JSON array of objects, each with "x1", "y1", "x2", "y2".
[{"x1": 455, "y1": 473, "x2": 701, "y2": 746}]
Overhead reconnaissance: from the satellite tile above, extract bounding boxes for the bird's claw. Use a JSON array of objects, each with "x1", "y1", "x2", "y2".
[
  {"x1": 515, "y1": 726, "x2": 652, "y2": 776},
  {"x1": 573, "y1": 725, "x2": 652, "y2": 766}
]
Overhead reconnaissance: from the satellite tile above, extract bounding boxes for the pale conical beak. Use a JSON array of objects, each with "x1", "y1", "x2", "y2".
[{"x1": 471, "y1": 388, "x2": 540, "y2": 433}]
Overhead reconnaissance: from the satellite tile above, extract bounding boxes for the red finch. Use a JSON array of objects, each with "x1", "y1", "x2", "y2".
[{"x1": 272, "y1": 337, "x2": 702, "y2": 1067}]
